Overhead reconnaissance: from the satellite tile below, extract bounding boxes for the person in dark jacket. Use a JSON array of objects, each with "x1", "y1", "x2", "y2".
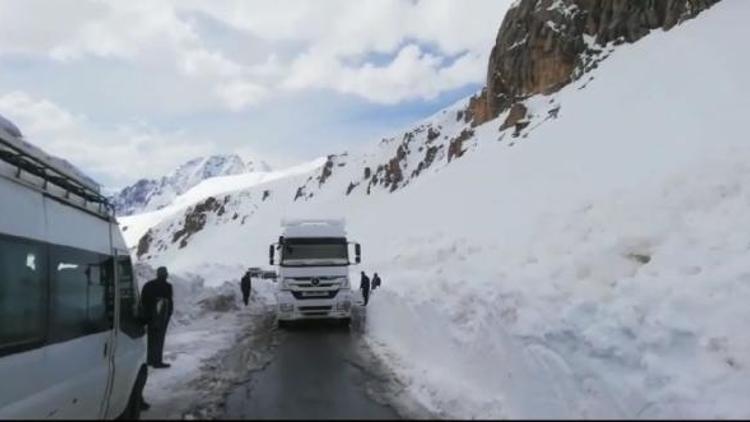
[
  {"x1": 360, "y1": 271, "x2": 371, "y2": 306},
  {"x1": 372, "y1": 273, "x2": 381, "y2": 291},
  {"x1": 140, "y1": 266, "x2": 174, "y2": 369},
  {"x1": 240, "y1": 270, "x2": 252, "y2": 306}
]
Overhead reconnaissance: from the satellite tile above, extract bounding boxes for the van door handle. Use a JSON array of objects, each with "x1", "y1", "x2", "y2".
[{"x1": 103, "y1": 342, "x2": 108, "y2": 357}]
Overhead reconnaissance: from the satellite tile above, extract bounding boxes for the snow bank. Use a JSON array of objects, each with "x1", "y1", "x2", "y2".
[
  {"x1": 365, "y1": 152, "x2": 750, "y2": 417},
  {"x1": 360, "y1": 1, "x2": 750, "y2": 418}
]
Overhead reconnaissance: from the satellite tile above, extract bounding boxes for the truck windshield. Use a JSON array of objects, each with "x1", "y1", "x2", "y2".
[{"x1": 281, "y1": 238, "x2": 348, "y2": 266}]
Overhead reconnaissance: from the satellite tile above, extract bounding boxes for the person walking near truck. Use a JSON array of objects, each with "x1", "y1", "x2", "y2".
[
  {"x1": 360, "y1": 271, "x2": 371, "y2": 306},
  {"x1": 372, "y1": 273, "x2": 382, "y2": 291},
  {"x1": 140, "y1": 266, "x2": 174, "y2": 369},
  {"x1": 240, "y1": 270, "x2": 252, "y2": 306}
]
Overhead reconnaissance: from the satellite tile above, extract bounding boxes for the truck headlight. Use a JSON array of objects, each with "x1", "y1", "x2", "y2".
[
  {"x1": 281, "y1": 278, "x2": 294, "y2": 291},
  {"x1": 280, "y1": 303, "x2": 294, "y2": 312},
  {"x1": 338, "y1": 277, "x2": 350, "y2": 289}
]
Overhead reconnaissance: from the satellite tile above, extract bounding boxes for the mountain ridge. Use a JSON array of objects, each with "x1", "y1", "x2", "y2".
[{"x1": 111, "y1": 154, "x2": 272, "y2": 216}]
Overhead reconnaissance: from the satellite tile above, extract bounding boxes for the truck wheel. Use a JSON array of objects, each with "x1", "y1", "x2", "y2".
[{"x1": 117, "y1": 365, "x2": 148, "y2": 420}]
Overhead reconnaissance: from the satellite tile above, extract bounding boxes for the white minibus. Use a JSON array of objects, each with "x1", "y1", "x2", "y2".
[{"x1": 0, "y1": 114, "x2": 148, "y2": 419}]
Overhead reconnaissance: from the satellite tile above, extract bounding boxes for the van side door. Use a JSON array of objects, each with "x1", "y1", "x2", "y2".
[
  {"x1": 104, "y1": 252, "x2": 147, "y2": 419},
  {"x1": 43, "y1": 197, "x2": 115, "y2": 419}
]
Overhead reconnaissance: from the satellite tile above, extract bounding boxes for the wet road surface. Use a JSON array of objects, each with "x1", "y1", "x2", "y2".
[{"x1": 222, "y1": 315, "x2": 401, "y2": 420}]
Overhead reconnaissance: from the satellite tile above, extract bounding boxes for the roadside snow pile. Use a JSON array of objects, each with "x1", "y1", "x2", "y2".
[
  {"x1": 360, "y1": 1, "x2": 750, "y2": 418},
  {"x1": 365, "y1": 153, "x2": 750, "y2": 418}
]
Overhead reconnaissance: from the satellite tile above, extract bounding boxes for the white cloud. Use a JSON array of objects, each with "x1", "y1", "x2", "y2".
[
  {"x1": 0, "y1": 0, "x2": 258, "y2": 112},
  {"x1": 181, "y1": 0, "x2": 514, "y2": 103},
  {"x1": 0, "y1": 0, "x2": 514, "y2": 106},
  {"x1": 0, "y1": 0, "x2": 108, "y2": 56},
  {"x1": 0, "y1": 91, "x2": 80, "y2": 133},
  {"x1": 47, "y1": 1, "x2": 198, "y2": 61},
  {"x1": 179, "y1": 48, "x2": 242, "y2": 78},
  {"x1": 283, "y1": 44, "x2": 485, "y2": 104},
  {"x1": 0, "y1": 91, "x2": 217, "y2": 187},
  {"x1": 215, "y1": 80, "x2": 269, "y2": 111}
]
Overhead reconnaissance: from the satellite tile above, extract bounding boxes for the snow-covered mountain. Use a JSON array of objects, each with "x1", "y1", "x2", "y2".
[
  {"x1": 120, "y1": 0, "x2": 750, "y2": 418},
  {"x1": 110, "y1": 154, "x2": 272, "y2": 216}
]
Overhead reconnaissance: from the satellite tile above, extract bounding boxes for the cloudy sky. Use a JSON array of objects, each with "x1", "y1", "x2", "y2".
[{"x1": 0, "y1": 0, "x2": 512, "y2": 190}]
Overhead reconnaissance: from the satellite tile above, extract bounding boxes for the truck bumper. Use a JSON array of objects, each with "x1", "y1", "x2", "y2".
[{"x1": 276, "y1": 290, "x2": 353, "y2": 321}]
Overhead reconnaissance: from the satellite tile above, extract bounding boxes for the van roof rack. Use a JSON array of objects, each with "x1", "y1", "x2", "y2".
[{"x1": 0, "y1": 126, "x2": 111, "y2": 209}]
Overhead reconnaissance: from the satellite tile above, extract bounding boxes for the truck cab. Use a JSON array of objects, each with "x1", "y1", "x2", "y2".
[{"x1": 269, "y1": 219, "x2": 361, "y2": 326}]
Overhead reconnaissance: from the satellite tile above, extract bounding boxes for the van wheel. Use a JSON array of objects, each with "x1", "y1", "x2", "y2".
[{"x1": 118, "y1": 365, "x2": 148, "y2": 420}]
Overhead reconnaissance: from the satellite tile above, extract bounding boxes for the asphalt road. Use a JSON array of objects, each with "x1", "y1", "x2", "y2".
[{"x1": 222, "y1": 311, "x2": 401, "y2": 420}]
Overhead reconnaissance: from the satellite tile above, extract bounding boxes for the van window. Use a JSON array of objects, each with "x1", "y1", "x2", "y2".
[
  {"x1": 49, "y1": 246, "x2": 112, "y2": 342},
  {"x1": 0, "y1": 237, "x2": 47, "y2": 354},
  {"x1": 118, "y1": 257, "x2": 145, "y2": 338}
]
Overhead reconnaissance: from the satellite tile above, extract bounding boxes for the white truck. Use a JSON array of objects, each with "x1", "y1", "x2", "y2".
[{"x1": 269, "y1": 219, "x2": 361, "y2": 327}]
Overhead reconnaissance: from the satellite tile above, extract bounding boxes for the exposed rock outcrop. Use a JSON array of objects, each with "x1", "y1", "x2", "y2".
[
  {"x1": 465, "y1": 89, "x2": 493, "y2": 127},
  {"x1": 136, "y1": 228, "x2": 154, "y2": 259},
  {"x1": 499, "y1": 103, "x2": 529, "y2": 132},
  {"x1": 318, "y1": 155, "x2": 336, "y2": 187},
  {"x1": 171, "y1": 196, "x2": 228, "y2": 249},
  {"x1": 470, "y1": 0, "x2": 720, "y2": 126},
  {"x1": 411, "y1": 145, "x2": 442, "y2": 179},
  {"x1": 362, "y1": 128, "x2": 423, "y2": 194},
  {"x1": 427, "y1": 127, "x2": 442, "y2": 142},
  {"x1": 447, "y1": 129, "x2": 476, "y2": 162}
]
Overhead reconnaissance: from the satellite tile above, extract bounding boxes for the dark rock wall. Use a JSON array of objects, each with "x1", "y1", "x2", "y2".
[{"x1": 473, "y1": 0, "x2": 720, "y2": 125}]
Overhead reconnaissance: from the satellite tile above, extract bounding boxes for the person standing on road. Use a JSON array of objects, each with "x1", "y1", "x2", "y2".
[
  {"x1": 140, "y1": 266, "x2": 174, "y2": 369},
  {"x1": 372, "y1": 273, "x2": 381, "y2": 291},
  {"x1": 360, "y1": 271, "x2": 371, "y2": 306},
  {"x1": 240, "y1": 270, "x2": 252, "y2": 306}
]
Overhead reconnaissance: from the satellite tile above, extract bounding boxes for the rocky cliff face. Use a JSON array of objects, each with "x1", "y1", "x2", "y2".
[{"x1": 470, "y1": 0, "x2": 720, "y2": 126}]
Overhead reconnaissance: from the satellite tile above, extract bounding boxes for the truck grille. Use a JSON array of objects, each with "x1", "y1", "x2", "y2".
[
  {"x1": 292, "y1": 290, "x2": 339, "y2": 300},
  {"x1": 289, "y1": 276, "x2": 340, "y2": 281},
  {"x1": 296, "y1": 283, "x2": 336, "y2": 288},
  {"x1": 289, "y1": 276, "x2": 341, "y2": 288},
  {"x1": 299, "y1": 305, "x2": 332, "y2": 311}
]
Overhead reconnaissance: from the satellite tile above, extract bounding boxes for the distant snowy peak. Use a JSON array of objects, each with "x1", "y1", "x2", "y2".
[
  {"x1": 111, "y1": 154, "x2": 271, "y2": 216},
  {"x1": 168, "y1": 155, "x2": 245, "y2": 194}
]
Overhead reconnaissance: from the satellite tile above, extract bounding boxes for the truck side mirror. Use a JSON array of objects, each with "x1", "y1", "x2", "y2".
[
  {"x1": 355, "y1": 243, "x2": 361, "y2": 264},
  {"x1": 269, "y1": 244, "x2": 275, "y2": 265}
]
